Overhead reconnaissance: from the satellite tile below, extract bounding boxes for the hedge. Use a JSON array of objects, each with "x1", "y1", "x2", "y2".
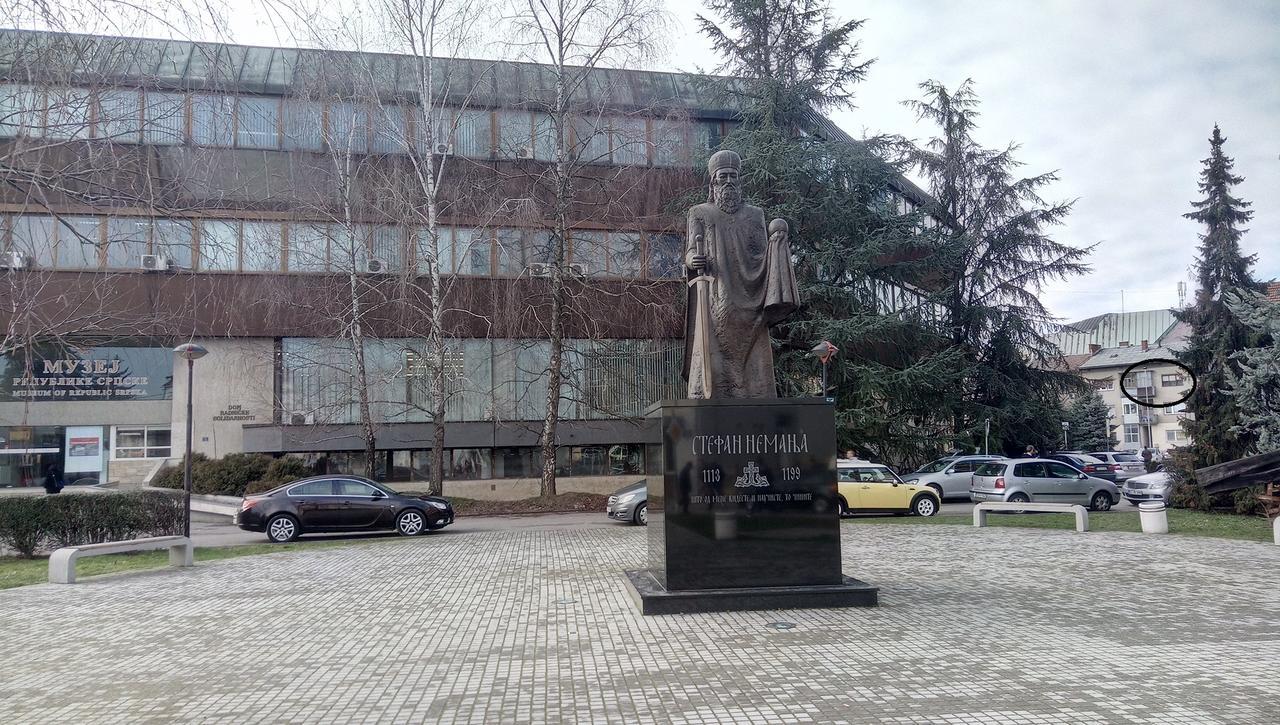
[
  {"x1": 0, "y1": 490, "x2": 185, "y2": 559},
  {"x1": 154, "y1": 454, "x2": 313, "y2": 497}
]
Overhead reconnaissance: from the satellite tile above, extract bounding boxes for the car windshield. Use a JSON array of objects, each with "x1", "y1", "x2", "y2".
[
  {"x1": 852, "y1": 467, "x2": 900, "y2": 483},
  {"x1": 975, "y1": 462, "x2": 1005, "y2": 476},
  {"x1": 1072, "y1": 454, "x2": 1104, "y2": 465},
  {"x1": 915, "y1": 459, "x2": 951, "y2": 474},
  {"x1": 1113, "y1": 454, "x2": 1141, "y2": 462}
]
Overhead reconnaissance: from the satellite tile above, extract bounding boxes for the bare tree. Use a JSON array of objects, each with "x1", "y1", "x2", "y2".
[{"x1": 500, "y1": 0, "x2": 668, "y2": 496}]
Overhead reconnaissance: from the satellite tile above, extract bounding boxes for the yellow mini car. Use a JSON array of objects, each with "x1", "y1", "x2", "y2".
[{"x1": 837, "y1": 459, "x2": 940, "y2": 517}]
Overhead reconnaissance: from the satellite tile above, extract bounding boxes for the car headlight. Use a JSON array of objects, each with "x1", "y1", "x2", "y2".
[
  {"x1": 425, "y1": 500, "x2": 449, "y2": 510},
  {"x1": 617, "y1": 492, "x2": 638, "y2": 503}
]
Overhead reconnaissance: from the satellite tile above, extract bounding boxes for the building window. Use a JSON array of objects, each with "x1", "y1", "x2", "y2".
[
  {"x1": 287, "y1": 223, "x2": 329, "y2": 271},
  {"x1": 192, "y1": 93, "x2": 235, "y2": 146},
  {"x1": 1124, "y1": 424, "x2": 1140, "y2": 444},
  {"x1": 0, "y1": 84, "x2": 42, "y2": 137},
  {"x1": 368, "y1": 226, "x2": 404, "y2": 272},
  {"x1": 327, "y1": 102, "x2": 369, "y2": 154},
  {"x1": 573, "y1": 115, "x2": 610, "y2": 164},
  {"x1": 1089, "y1": 378, "x2": 1114, "y2": 391},
  {"x1": 11, "y1": 215, "x2": 56, "y2": 267},
  {"x1": 647, "y1": 233, "x2": 683, "y2": 279},
  {"x1": 1122, "y1": 403, "x2": 1138, "y2": 415},
  {"x1": 453, "y1": 109, "x2": 491, "y2": 158},
  {"x1": 370, "y1": 105, "x2": 408, "y2": 154},
  {"x1": 651, "y1": 119, "x2": 688, "y2": 167},
  {"x1": 44, "y1": 87, "x2": 93, "y2": 140},
  {"x1": 154, "y1": 219, "x2": 194, "y2": 268},
  {"x1": 97, "y1": 89, "x2": 142, "y2": 143},
  {"x1": 572, "y1": 231, "x2": 607, "y2": 276},
  {"x1": 532, "y1": 112, "x2": 557, "y2": 162},
  {"x1": 236, "y1": 96, "x2": 279, "y2": 149},
  {"x1": 199, "y1": 220, "x2": 240, "y2": 271},
  {"x1": 113, "y1": 426, "x2": 172, "y2": 459},
  {"x1": 241, "y1": 221, "x2": 282, "y2": 272},
  {"x1": 143, "y1": 92, "x2": 185, "y2": 145},
  {"x1": 417, "y1": 227, "x2": 456, "y2": 276},
  {"x1": 457, "y1": 228, "x2": 491, "y2": 275},
  {"x1": 282, "y1": 99, "x2": 323, "y2": 151},
  {"x1": 1161, "y1": 373, "x2": 1186, "y2": 387},
  {"x1": 106, "y1": 217, "x2": 149, "y2": 268},
  {"x1": 56, "y1": 216, "x2": 101, "y2": 269},
  {"x1": 496, "y1": 109, "x2": 531, "y2": 158},
  {"x1": 610, "y1": 116, "x2": 648, "y2": 166}
]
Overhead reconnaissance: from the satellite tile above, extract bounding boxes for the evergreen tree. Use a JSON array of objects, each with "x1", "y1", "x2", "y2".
[
  {"x1": 900, "y1": 80, "x2": 1091, "y2": 454},
  {"x1": 1064, "y1": 390, "x2": 1112, "y2": 452},
  {"x1": 1224, "y1": 290, "x2": 1280, "y2": 453},
  {"x1": 697, "y1": 0, "x2": 965, "y2": 469},
  {"x1": 1174, "y1": 125, "x2": 1263, "y2": 467}
]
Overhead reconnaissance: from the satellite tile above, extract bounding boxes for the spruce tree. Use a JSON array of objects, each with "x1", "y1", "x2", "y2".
[
  {"x1": 901, "y1": 80, "x2": 1091, "y2": 454},
  {"x1": 697, "y1": 0, "x2": 965, "y2": 468},
  {"x1": 1064, "y1": 390, "x2": 1112, "y2": 452},
  {"x1": 1175, "y1": 125, "x2": 1262, "y2": 467},
  {"x1": 1224, "y1": 290, "x2": 1280, "y2": 453}
]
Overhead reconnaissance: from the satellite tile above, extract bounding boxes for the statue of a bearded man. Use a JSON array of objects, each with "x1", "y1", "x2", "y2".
[{"x1": 683, "y1": 149, "x2": 800, "y2": 398}]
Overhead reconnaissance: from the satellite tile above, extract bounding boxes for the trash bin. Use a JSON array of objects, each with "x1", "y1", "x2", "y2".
[{"x1": 1138, "y1": 501, "x2": 1168, "y2": 534}]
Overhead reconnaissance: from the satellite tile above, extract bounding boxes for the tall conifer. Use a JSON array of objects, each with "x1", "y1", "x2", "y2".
[{"x1": 1175, "y1": 125, "x2": 1262, "y2": 467}]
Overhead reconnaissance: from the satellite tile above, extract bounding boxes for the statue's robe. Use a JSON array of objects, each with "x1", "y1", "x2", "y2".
[{"x1": 683, "y1": 202, "x2": 799, "y2": 398}]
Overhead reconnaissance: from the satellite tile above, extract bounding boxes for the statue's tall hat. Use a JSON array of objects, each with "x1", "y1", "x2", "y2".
[{"x1": 707, "y1": 149, "x2": 741, "y2": 176}]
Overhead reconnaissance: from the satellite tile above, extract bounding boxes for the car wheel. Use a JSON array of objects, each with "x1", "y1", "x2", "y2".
[
  {"x1": 1007, "y1": 492, "x2": 1030, "y2": 503},
  {"x1": 912, "y1": 495, "x2": 938, "y2": 517},
  {"x1": 837, "y1": 496, "x2": 849, "y2": 518},
  {"x1": 927, "y1": 483, "x2": 944, "y2": 500},
  {"x1": 396, "y1": 509, "x2": 426, "y2": 536},
  {"x1": 266, "y1": 514, "x2": 299, "y2": 543},
  {"x1": 634, "y1": 503, "x2": 648, "y2": 526},
  {"x1": 1090, "y1": 492, "x2": 1113, "y2": 511}
]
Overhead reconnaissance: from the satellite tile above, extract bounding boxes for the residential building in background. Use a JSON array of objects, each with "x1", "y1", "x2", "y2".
[
  {"x1": 0, "y1": 29, "x2": 939, "y2": 495},
  {"x1": 1052, "y1": 309, "x2": 1193, "y2": 452}
]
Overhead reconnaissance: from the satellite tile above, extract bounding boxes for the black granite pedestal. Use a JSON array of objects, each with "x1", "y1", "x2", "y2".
[{"x1": 624, "y1": 398, "x2": 878, "y2": 615}]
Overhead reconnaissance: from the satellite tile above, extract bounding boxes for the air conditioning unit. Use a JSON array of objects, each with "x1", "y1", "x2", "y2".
[
  {"x1": 288, "y1": 412, "x2": 315, "y2": 426},
  {"x1": 140, "y1": 254, "x2": 169, "y2": 271},
  {"x1": 527, "y1": 262, "x2": 552, "y2": 277},
  {"x1": 516, "y1": 146, "x2": 535, "y2": 160},
  {"x1": 363, "y1": 259, "x2": 389, "y2": 274},
  {"x1": 0, "y1": 250, "x2": 27, "y2": 269},
  {"x1": 433, "y1": 143, "x2": 453, "y2": 155},
  {"x1": 568, "y1": 263, "x2": 588, "y2": 278}
]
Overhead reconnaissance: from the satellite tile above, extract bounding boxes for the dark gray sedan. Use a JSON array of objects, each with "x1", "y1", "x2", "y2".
[
  {"x1": 236, "y1": 475, "x2": 454, "y2": 542},
  {"x1": 606, "y1": 480, "x2": 647, "y2": 525}
]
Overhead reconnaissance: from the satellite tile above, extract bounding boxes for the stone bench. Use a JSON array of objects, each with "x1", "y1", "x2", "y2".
[
  {"x1": 973, "y1": 502, "x2": 1089, "y2": 532},
  {"x1": 49, "y1": 536, "x2": 193, "y2": 584}
]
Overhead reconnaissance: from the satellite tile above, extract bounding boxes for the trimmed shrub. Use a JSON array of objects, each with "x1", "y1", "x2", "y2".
[
  {"x1": 0, "y1": 490, "x2": 184, "y2": 558},
  {"x1": 153, "y1": 453, "x2": 272, "y2": 497},
  {"x1": 0, "y1": 497, "x2": 52, "y2": 558},
  {"x1": 245, "y1": 457, "x2": 316, "y2": 495}
]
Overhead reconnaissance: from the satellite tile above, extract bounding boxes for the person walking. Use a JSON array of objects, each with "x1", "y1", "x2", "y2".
[
  {"x1": 42, "y1": 464, "x2": 65, "y2": 495},
  {"x1": 1022, "y1": 445, "x2": 1039, "y2": 459}
]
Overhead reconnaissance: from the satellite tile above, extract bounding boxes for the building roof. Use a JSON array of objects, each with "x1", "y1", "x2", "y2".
[
  {"x1": 1051, "y1": 308, "x2": 1179, "y2": 356},
  {"x1": 1077, "y1": 344, "x2": 1178, "y2": 371}
]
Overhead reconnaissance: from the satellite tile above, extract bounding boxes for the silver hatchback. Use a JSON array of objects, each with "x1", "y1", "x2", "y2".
[
  {"x1": 1088, "y1": 451, "x2": 1146, "y2": 482},
  {"x1": 969, "y1": 458, "x2": 1120, "y2": 511}
]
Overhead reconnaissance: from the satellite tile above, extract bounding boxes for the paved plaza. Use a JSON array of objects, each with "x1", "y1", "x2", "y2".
[{"x1": 2, "y1": 523, "x2": 1278, "y2": 724}]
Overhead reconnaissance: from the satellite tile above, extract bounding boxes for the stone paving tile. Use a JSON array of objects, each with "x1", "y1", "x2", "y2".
[{"x1": 1, "y1": 524, "x2": 1278, "y2": 724}]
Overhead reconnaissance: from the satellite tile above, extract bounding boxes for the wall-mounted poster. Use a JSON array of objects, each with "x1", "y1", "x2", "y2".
[{"x1": 64, "y1": 426, "x2": 105, "y2": 478}]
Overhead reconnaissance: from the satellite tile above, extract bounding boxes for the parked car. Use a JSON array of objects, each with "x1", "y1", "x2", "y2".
[
  {"x1": 837, "y1": 459, "x2": 940, "y2": 517},
  {"x1": 1121, "y1": 468, "x2": 1173, "y2": 505},
  {"x1": 1088, "y1": 451, "x2": 1146, "y2": 481},
  {"x1": 903, "y1": 455, "x2": 1007, "y2": 500},
  {"x1": 968, "y1": 458, "x2": 1119, "y2": 510},
  {"x1": 1044, "y1": 452, "x2": 1117, "y2": 482},
  {"x1": 607, "y1": 479, "x2": 647, "y2": 525},
  {"x1": 236, "y1": 475, "x2": 454, "y2": 543}
]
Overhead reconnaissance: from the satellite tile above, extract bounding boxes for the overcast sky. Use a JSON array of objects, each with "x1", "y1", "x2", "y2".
[{"x1": 48, "y1": 0, "x2": 1280, "y2": 324}]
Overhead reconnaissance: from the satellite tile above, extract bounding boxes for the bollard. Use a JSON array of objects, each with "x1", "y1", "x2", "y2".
[
  {"x1": 1273, "y1": 516, "x2": 1279, "y2": 546},
  {"x1": 1138, "y1": 501, "x2": 1168, "y2": 534}
]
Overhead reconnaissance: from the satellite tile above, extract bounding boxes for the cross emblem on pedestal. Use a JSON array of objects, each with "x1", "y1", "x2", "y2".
[{"x1": 734, "y1": 461, "x2": 769, "y2": 488}]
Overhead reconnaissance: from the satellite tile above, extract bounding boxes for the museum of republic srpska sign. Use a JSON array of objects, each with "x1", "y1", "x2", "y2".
[{"x1": 1, "y1": 346, "x2": 174, "y2": 402}]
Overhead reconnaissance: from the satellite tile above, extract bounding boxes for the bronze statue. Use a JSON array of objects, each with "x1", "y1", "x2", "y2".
[{"x1": 683, "y1": 149, "x2": 799, "y2": 398}]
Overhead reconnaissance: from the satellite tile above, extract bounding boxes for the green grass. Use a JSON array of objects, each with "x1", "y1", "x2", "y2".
[
  {"x1": 0, "y1": 538, "x2": 374, "y2": 591},
  {"x1": 847, "y1": 508, "x2": 1274, "y2": 543}
]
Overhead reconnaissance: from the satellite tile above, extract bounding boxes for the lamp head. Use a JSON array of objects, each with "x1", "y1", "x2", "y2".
[{"x1": 174, "y1": 342, "x2": 208, "y2": 361}]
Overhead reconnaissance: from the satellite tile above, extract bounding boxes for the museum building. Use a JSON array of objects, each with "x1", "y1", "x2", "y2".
[{"x1": 0, "y1": 29, "x2": 941, "y2": 494}]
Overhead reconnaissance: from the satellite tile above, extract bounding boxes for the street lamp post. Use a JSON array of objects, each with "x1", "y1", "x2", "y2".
[
  {"x1": 173, "y1": 342, "x2": 208, "y2": 538},
  {"x1": 1061, "y1": 421, "x2": 1070, "y2": 451},
  {"x1": 984, "y1": 418, "x2": 990, "y2": 456},
  {"x1": 810, "y1": 341, "x2": 839, "y2": 400}
]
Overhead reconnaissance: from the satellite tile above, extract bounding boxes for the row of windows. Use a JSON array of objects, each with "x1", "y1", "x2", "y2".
[
  {"x1": 282, "y1": 337, "x2": 683, "y2": 425},
  {"x1": 0, "y1": 214, "x2": 686, "y2": 279},
  {"x1": 0, "y1": 83, "x2": 731, "y2": 167}
]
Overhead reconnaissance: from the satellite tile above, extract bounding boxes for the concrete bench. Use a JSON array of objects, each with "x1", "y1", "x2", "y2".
[
  {"x1": 49, "y1": 536, "x2": 193, "y2": 584},
  {"x1": 973, "y1": 502, "x2": 1089, "y2": 532}
]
